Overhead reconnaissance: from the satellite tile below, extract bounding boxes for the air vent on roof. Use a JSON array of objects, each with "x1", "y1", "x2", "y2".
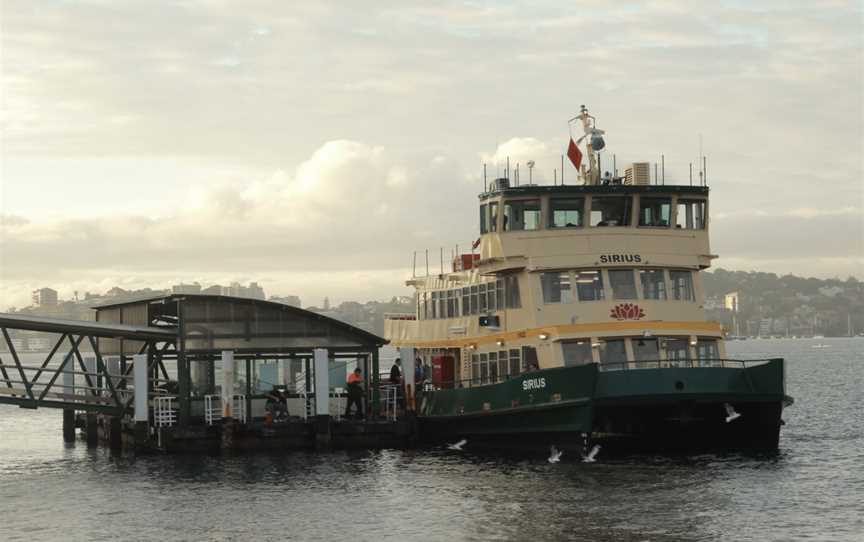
[{"x1": 624, "y1": 163, "x2": 650, "y2": 185}]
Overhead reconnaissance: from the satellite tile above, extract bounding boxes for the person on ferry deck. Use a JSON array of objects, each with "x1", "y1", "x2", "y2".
[
  {"x1": 345, "y1": 368, "x2": 364, "y2": 419},
  {"x1": 390, "y1": 358, "x2": 402, "y2": 384},
  {"x1": 414, "y1": 357, "x2": 425, "y2": 383}
]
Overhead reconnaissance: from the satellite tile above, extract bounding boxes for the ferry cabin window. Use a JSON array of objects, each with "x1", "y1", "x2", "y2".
[
  {"x1": 431, "y1": 291, "x2": 438, "y2": 319},
  {"x1": 549, "y1": 198, "x2": 585, "y2": 228},
  {"x1": 505, "y1": 275, "x2": 521, "y2": 308},
  {"x1": 590, "y1": 196, "x2": 631, "y2": 227},
  {"x1": 509, "y1": 349, "x2": 521, "y2": 376},
  {"x1": 487, "y1": 282, "x2": 497, "y2": 312},
  {"x1": 462, "y1": 287, "x2": 470, "y2": 316},
  {"x1": 496, "y1": 279, "x2": 505, "y2": 309},
  {"x1": 479, "y1": 283, "x2": 488, "y2": 312},
  {"x1": 479, "y1": 353, "x2": 489, "y2": 384},
  {"x1": 696, "y1": 339, "x2": 720, "y2": 367},
  {"x1": 471, "y1": 354, "x2": 480, "y2": 384},
  {"x1": 676, "y1": 199, "x2": 706, "y2": 229},
  {"x1": 638, "y1": 197, "x2": 672, "y2": 227},
  {"x1": 598, "y1": 340, "x2": 627, "y2": 369},
  {"x1": 608, "y1": 269, "x2": 637, "y2": 300},
  {"x1": 633, "y1": 338, "x2": 660, "y2": 368},
  {"x1": 670, "y1": 270, "x2": 695, "y2": 301},
  {"x1": 575, "y1": 270, "x2": 605, "y2": 301},
  {"x1": 498, "y1": 351, "x2": 508, "y2": 379},
  {"x1": 665, "y1": 338, "x2": 691, "y2": 367},
  {"x1": 541, "y1": 272, "x2": 574, "y2": 303},
  {"x1": 640, "y1": 269, "x2": 667, "y2": 300},
  {"x1": 521, "y1": 346, "x2": 539, "y2": 372},
  {"x1": 489, "y1": 202, "x2": 499, "y2": 232},
  {"x1": 479, "y1": 204, "x2": 489, "y2": 234},
  {"x1": 504, "y1": 199, "x2": 541, "y2": 231},
  {"x1": 471, "y1": 285, "x2": 479, "y2": 315},
  {"x1": 562, "y1": 341, "x2": 593, "y2": 366},
  {"x1": 488, "y1": 352, "x2": 499, "y2": 383}
]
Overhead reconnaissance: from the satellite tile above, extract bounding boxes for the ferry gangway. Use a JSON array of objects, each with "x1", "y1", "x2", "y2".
[{"x1": 0, "y1": 312, "x2": 176, "y2": 414}]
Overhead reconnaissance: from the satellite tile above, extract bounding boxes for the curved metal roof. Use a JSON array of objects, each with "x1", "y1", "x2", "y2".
[{"x1": 93, "y1": 293, "x2": 387, "y2": 346}]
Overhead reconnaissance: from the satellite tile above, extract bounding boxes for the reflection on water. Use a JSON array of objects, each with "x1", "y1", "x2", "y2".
[{"x1": 1, "y1": 339, "x2": 862, "y2": 541}]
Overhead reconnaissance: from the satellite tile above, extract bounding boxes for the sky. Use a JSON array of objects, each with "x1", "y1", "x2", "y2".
[{"x1": 1, "y1": 0, "x2": 862, "y2": 309}]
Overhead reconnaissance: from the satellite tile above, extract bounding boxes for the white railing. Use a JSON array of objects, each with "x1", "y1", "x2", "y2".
[
  {"x1": 380, "y1": 384, "x2": 398, "y2": 421},
  {"x1": 203, "y1": 394, "x2": 247, "y2": 425},
  {"x1": 154, "y1": 396, "x2": 177, "y2": 427}
]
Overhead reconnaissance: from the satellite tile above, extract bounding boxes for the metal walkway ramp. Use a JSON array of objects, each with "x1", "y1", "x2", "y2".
[{"x1": 0, "y1": 313, "x2": 176, "y2": 414}]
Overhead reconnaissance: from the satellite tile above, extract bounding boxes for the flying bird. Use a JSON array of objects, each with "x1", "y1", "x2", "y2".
[
  {"x1": 548, "y1": 445, "x2": 563, "y2": 463},
  {"x1": 724, "y1": 403, "x2": 741, "y2": 423},
  {"x1": 582, "y1": 444, "x2": 601, "y2": 463},
  {"x1": 447, "y1": 439, "x2": 467, "y2": 451}
]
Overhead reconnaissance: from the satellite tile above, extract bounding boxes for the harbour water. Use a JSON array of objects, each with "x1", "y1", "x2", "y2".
[{"x1": 1, "y1": 338, "x2": 861, "y2": 541}]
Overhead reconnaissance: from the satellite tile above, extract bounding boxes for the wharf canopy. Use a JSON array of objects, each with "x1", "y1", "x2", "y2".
[{"x1": 93, "y1": 294, "x2": 386, "y2": 355}]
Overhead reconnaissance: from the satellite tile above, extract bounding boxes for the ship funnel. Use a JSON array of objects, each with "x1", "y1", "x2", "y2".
[{"x1": 493, "y1": 177, "x2": 510, "y2": 190}]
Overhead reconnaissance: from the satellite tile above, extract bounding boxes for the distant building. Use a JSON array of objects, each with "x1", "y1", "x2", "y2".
[
  {"x1": 31, "y1": 288, "x2": 58, "y2": 307},
  {"x1": 724, "y1": 292, "x2": 739, "y2": 312},
  {"x1": 172, "y1": 282, "x2": 202, "y2": 295},
  {"x1": 270, "y1": 295, "x2": 302, "y2": 308},
  {"x1": 199, "y1": 282, "x2": 266, "y2": 299}
]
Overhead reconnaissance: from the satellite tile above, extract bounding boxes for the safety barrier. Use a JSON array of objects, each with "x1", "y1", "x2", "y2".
[{"x1": 154, "y1": 396, "x2": 177, "y2": 427}]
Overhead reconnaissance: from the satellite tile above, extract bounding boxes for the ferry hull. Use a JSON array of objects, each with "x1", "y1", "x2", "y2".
[{"x1": 417, "y1": 359, "x2": 790, "y2": 453}]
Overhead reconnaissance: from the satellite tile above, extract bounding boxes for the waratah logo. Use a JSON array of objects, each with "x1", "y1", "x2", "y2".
[{"x1": 609, "y1": 303, "x2": 645, "y2": 320}]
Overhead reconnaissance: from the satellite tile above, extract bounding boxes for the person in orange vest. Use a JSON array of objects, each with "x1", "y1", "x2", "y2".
[{"x1": 345, "y1": 368, "x2": 365, "y2": 419}]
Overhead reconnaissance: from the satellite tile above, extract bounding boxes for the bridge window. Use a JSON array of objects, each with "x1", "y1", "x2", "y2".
[
  {"x1": 504, "y1": 199, "x2": 541, "y2": 231},
  {"x1": 639, "y1": 197, "x2": 672, "y2": 227},
  {"x1": 639, "y1": 269, "x2": 667, "y2": 300},
  {"x1": 496, "y1": 279, "x2": 505, "y2": 309},
  {"x1": 575, "y1": 270, "x2": 605, "y2": 301},
  {"x1": 598, "y1": 339, "x2": 627, "y2": 369},
  {"x1": 478, "y1": 283, "x2": 488, "y2": 312},
  {"x1": 670, "y1": 270, "x2": 694, "y2": 301},
  {"x1": 676, "y1": 199, "x2": 706, "y2": 229},
  {"x1": 549, "y1": 197, "x2": 585, "y2": 228},
  {"x1": 608, "y1": 269, "x2": 637, "y2": 300},
  {"x1": 562, "y1": 341, "x2": 593, "y2": 366},
  {"x1": 489, "y1": 202, "x2": 499, "y2": 232},
  {"x1": 541, "y1": 272, "x2": 574, "y2": 304},
  {"x1": 590, "y1": 196, "x2": 631, "y2": 227}
]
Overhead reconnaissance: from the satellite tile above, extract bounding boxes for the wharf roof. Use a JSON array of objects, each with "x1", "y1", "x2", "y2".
[
  {"x1": 0, "y1": 312, "x2": 176, "y2": 341},
  {"x1": 92, "y1": 293, "x2": 387, "y2": 347},
  {"x1": 479, "y1": 183, "x2": 709, "y2": 201}
]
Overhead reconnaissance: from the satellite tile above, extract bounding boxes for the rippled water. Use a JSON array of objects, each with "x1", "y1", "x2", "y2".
[{"x1": 1, "y1": 339, "x2": 862, "y2": 541}]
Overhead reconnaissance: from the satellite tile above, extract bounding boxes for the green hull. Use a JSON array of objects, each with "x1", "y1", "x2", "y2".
[{"x1": 418, "y1": 359, "x2": 791, "y2": 452}]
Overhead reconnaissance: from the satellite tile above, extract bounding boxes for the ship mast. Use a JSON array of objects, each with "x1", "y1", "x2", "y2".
[{"x1": 576, "y1": 105, "x2": 604, "y2": 185}]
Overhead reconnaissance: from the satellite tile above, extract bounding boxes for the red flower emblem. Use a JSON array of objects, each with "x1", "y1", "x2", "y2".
[{"x1": 610, "y1": 303, "x2": 645, "y2": 320}]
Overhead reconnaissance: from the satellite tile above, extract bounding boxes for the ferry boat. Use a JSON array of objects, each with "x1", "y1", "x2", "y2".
[{"x1": 385, "y1": 106, "x2": 793, "y2": 454}]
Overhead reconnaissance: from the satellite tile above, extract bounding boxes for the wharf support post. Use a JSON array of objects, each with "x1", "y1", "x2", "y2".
[
  {"x1": 62, "y1": 409, "x2": 76, "y2": 442},
  {"x1": 85, "y1": 413, "x2": 98, "y2": 446}
]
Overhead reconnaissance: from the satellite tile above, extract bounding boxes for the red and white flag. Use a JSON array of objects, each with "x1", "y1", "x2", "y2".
[{"x1": 567, "y1": 137, "x2": 583, "y2": 170}]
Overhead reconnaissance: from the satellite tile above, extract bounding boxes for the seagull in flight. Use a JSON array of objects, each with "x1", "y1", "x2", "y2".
[
  {"x1": 582, "y1": 444, "x2": 601, "y2": 463},
  {"x1": 447, "y1": 439, "x2": 467, "y2": 451},
  {"x1": 724, "y1": 403, "x2": 741, "y2": 423},
  {"x1": 548, "y1": 445, "x2": 563, "y2": 463}
]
